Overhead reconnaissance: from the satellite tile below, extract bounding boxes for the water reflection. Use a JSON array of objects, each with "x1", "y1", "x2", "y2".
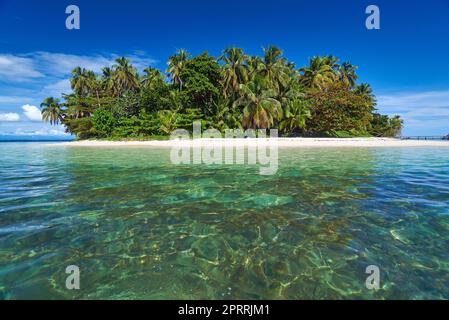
[{"x1": 1, "y1": 144, "x2": 449, "y2": 299}]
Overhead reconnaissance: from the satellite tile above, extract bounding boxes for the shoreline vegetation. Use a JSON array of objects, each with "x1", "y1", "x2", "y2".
[
  {"x1": 51, "y1": 138, "x2": 449, "y2": 148},
  {"x1": 40, "y1": 46, "x2": 404, "y2": 140}
]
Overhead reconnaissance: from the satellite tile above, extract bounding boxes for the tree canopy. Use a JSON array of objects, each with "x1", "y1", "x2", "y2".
[{"x1": 40, "y1": 46, "x2": 403, "y2": 139}]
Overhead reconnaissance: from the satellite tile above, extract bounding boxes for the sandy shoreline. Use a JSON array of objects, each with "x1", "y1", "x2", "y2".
[{"x1": 48, "y1": 138, "x2": 449, "y2": 148}]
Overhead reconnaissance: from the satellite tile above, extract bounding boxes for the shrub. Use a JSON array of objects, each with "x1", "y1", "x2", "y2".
[{"x1": 92, "y1": 108, "x2": 116, "y2": 137}]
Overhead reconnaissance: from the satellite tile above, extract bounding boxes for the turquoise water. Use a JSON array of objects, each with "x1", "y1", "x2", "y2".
[{"x1": 1, "y1": 142, "x2": 449, "y2": 299}]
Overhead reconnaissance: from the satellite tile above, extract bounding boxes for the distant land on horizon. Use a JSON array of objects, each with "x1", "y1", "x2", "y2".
[{"x1": 0, "y1": 135, "x2": 75, "y2": 142}]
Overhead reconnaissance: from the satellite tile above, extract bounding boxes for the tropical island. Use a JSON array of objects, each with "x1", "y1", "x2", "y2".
[{"x1": 40, "y1": 46, "x2": 404, "y2": 140}]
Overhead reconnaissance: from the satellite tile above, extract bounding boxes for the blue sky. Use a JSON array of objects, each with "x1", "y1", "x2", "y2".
[{"x1": 0, "y1": 0, "x2": 448, "y2": 137}]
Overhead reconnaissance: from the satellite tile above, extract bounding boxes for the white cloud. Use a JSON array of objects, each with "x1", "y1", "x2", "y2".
[
  {"x1": 123, "y1": 52, "x2": 159, "y2": 72},
  {"x1": 0, "y1": 51, "x2": 157, "y2": 84},
  {"x1": 31, "y1": 52, "x2": 114, "y2": 75},
  {"x1": 42, "y1": 79, "x2": 72, "y2": 97},
  {"x1": 405, "y1": 106, "x2": 449, "y2": 117},
  {"x1": 26, "y1": 51, "x2": 158, "y2": 76},
  {"x1": 0, "y1": 95, "x2": 34, "y2": 104},
  {"x1": 21, "y1": 104, "x2": 42, "y2": 121},
  {"x1": 12, "y1": 127, "x2": 69, "y2": 136},
  {"x1": 377, "y1": 89, "x2": 449, "y2": 116},
  {"x1": 378, "y1": 90, "x2": 449, "y2": 109},
  {"x1": 377, "y1": 89, "x2": 449, "y2": 136},
  {"x1": 0, "y1": 54, "x2": 44, "y2": 81},
  {"x1": 0, "y1": 124, "x2": 69, "y2": 137},
  {"x1": 33, "y1": 128, "x2": 69, "y2": 136},
  {"x1": 0, "y1": 112, "x2": 20, "y2": 121},
  {"x1": 0, "y1": 119, "x2": 71, "y2": 137}
]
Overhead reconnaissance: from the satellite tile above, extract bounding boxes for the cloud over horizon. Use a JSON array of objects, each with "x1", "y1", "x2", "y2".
[
  {"x1": 0, "y1": 54, "x2": 44, "y2": 82},
  {"x1": 0, "y1": 51, "x2": 158, "y2": 83},
  {"x1": 377, "y1": 89, "x2": 449, "y2": 136},
  {"x1": 0, "y1": 112, "x2": 20, "y2": 121},
  {"x1": 21, "y1": 104, "x2": 42, "y2": 121},
  {"x1": 0, "y1": 50, "x2": 157, "y2": 137},
  {"x1": 0, "y1": 104, "x2": 42, "y2": 122}
]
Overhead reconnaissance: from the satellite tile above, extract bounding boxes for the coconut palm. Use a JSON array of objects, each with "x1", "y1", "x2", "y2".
[
  {"x1": 70, "y1": 67, "x2": 98, "y2": 97},
  {"x1": 166, "y1": 49, "x2": 190, "y2": 91},
  {"x1": 279, "y1": 99, "x2": 311, "y2": 135},
  {"x1": 207, "y1": 96, "x2": 242, "y2": 131},
  {"x1": 70, "y1": 67, "x2": 104, "y2": 108},
  {"x1": 259, "y1": 45, "x2": 290, "y2": 90},
  {"x1": 63, "y1": 94, "x2": 95, "y2": 119},
  {"x1": 339, "y1": 62, "x2": 358, "y2": 88},
  {"x1": 167, "y1": 90, "x2": 183, "y2": 112},
  {"x1": 157, "y1": 110, "x2": 179, "y2": 134},
  {"x1": 355, "y1": 83, "x2": 373, "y2": 96},
  {"x1": 101, "y1": 67, "x2": 115, "y2": 94},
  {"x1": 245, "y1": 56, "x2": 262, "y2": 80},
  {"x1": 299, "y1": 56, "x2": 338, "y2": 90},
  {"x1": 40, "y1": 97, "x2": 63, "y2": 125},
  {"x1": 141, "y1": 67, "x2": 164, "y2": 87},
  {"x1": 233, "y1": 77, "x2": 282, "y2": 129},
  {"x1": 67, "y1": 104, "x2": 92, "y2": 119},
  {"x1": 322, "y1": 55, "x2": 340, "y2": 70},
  {"x1": 219, "y1": 47, "x2": 249, "y2": 97},
  {"x1": 388, "y1": 115, "x2": 403, "y2": 137},
  {"x1": 113, "y1": 57, "x2": 139, "y2": 95},
  {"x1": 355, "y1": 83, "x2": 376, "y2": 106}
]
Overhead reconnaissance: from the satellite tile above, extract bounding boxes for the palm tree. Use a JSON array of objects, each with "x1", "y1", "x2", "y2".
[
  {"x1": 70, "y1": 67, "x2": 103, "y2": 108},
  {"x1": 70, "y1": 67, "x2": 98, "y2": 97},
  {"x1": 40, "y1": 97, "x2": 63, "y2": 125},
  {"x1": 322, "y1": 55, "x2": 340, "y2": 70},
  {"x1": 355, "y1": 83, "x2": 376, "y2": 106},
  {"x1": 113, "y1": 57, "x2": 139, "y2": 96},
  {"x1": 246, "y1": 55, "x2": 262, "y2": 80},
  {"x1": 259, "y1": 45, "x2": 289, "y2": 90},
  {"x1": 157, "y1": 110, "x2": 179, "y2": 134},
  {"x1": 388, "y1": 115, "x2": 403, "y2": 137},
  {"x1": 279, "y1": 99, "x2": 311, "y2": 135},
  {"x1": 101, "y1": 67, "x2": 115, "y2": 94},
  {"x1": 273, "y1": 68, "x2": 304, "y2": 107},
  {"x1": 207, "y1": 96, "x2": 242, "y2": 131},
  {"x1": 166, "y1": 49, "x2": 190, "y2": 91},
  {"x1": 299, "y1": 56, "x2": 338, "y2": 90},
  {"x1": 219, "y1": 47, "x2": 249, "y2": 98},
  {"x1": 167, "y1": 90, "x2": 183, "y2": 112},
  {"x1": 233, "y1": 77, "x2": 282, "y2": 129},
  {"x1": 63, "y1": 94, "x2": 95, "y2": 119},
  {"x1": 141, "y1": 67, "x2": 164, "y2": 87},
  {"x1": 355, "y1": 83, "x2": 373, "y2": 96},
  {"x1": 339, "y1": 62, "x2": 358, "y2": 88}
]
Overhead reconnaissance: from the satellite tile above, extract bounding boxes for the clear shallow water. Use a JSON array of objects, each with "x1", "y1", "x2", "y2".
[{"x1": 1, "y1": 142, "x2": 449, "y2": 300}]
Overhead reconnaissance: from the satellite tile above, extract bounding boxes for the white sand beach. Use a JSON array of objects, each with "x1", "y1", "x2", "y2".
[{"x1": 51, "y1": 138, "x2": 449, "y2": 148}]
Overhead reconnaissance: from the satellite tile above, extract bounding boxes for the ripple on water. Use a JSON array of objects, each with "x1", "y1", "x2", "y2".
[{"x1": 1, "y1": 144, "x2": 449, "y2": 299}]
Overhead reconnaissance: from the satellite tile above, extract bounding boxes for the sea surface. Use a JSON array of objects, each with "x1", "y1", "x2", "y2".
[{"x1": 1, "y1": 142, "x2": 449, "y2": 299}]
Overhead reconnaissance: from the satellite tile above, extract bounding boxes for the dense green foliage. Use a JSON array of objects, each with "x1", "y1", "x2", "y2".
[
  {"x1": 92, "y1": 108, "x2": 116, "y2": 137},
  {"x1": 40, "y1": 46, "x2": 403, "y2": 139}
]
